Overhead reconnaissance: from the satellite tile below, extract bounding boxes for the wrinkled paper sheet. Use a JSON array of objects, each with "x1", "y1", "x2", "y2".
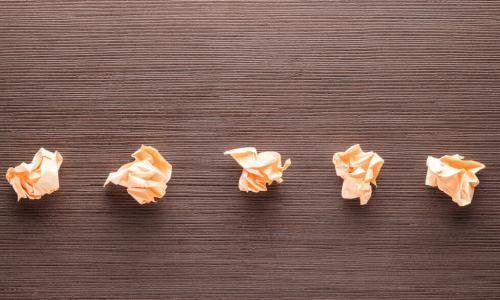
[
  {"x1": 225, "y1": 147, "x2": 291, "y2": 193},
  {"x1": 333, "y1": 144, "x2": 384, "y2": 205},
  {"x1": 426, "y1": 154, "x2": 485, "y2": 206},
  {"x1": 6, "y1": 148, "x2": 63, "y2": 201},
  {"x1": 105, "y1": 145, "x2": 172, "y2": 204}
]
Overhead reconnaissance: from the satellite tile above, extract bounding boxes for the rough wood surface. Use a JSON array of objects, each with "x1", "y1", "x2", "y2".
[{"x1": 1, "y1": 1, "x2": 500, "y2": 299}]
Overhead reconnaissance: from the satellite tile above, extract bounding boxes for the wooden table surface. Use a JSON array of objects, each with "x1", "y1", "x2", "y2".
[{"x1": 1, "y1": 1, "x2": 500, "y2": 299}]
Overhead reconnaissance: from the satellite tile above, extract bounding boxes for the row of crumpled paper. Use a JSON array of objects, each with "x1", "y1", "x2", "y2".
[{"x1": 5, "y1": 145, "x2": 485, "y2": 206}]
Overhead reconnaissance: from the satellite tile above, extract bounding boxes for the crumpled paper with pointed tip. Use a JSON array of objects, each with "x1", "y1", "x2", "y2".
[
  {"x1": 225, "y1": 147, "x2": 291, "y2": 193},
  {"x1": 426, "y1": 154, "x2": 485, "y2": 206},
  {"x1": 332, "y1": 144, "x2": 384, "y2": 205},
  {"x1": 104, "y1": 145, "x2": 172, "y2": 205},
  {"x1": 6, "y1": 148, "x2": 63, "y2": 201}
]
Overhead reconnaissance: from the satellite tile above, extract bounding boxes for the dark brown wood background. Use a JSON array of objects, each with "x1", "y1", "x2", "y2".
[{"x1": 1, "y1": 1, "x2": 500, "y2": 299}]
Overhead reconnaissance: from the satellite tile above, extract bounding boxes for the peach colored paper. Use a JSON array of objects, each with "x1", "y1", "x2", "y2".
[
  {"x1": 6, "y1": 148, "x2": 63, "y2": 201},
  {"x1": 426, "y1": 154, "x2": 485, "y2": 206},
  {"x1": 104, "y1": 145, "x2": 172, "y2": 205},
  {"x1": 332, "y1": 144, "x2": 384, "y2": 205},
  {"x1": 224, "y1": 147, "x2": 291, "y2": 193}
]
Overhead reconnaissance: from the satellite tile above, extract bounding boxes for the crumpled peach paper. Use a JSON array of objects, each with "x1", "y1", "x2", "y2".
[
  {"x1": 332, "y1": 144, "x2": 384, "y2": 205},
  {"x1": 224, "y1": 147, "x2": 291, "y2": 193},
  {"x1": 426, "y1": 154, "x2": 485, "y2": 206},
  {"x1": 6, "y1": 148, "x2": 63, "y2": 201},
  {"x1": 104, "y1": 145, "x2": 172, "y2": 205}
]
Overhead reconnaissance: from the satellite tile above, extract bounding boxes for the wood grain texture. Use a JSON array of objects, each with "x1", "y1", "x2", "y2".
[{"x1": 1, "y1": 1, "x2": 500, "y2": 299}]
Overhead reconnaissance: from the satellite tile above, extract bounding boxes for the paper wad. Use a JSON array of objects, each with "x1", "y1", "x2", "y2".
[
  {"x1": 104, "y1": 145, "x2": 172, "y2": 204},
  {"x1": 332, "y1": 144, "x2": 384, "y2": 205},
  {"x1": 6, "y1": 148, "x2": 63, "y2": 201},
  {"x1": 426, "y1": 154, "x2": 485, "y2": 206},
  {"x1": 225, "y1": 147, "x2": 291, "y2": 193}
]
